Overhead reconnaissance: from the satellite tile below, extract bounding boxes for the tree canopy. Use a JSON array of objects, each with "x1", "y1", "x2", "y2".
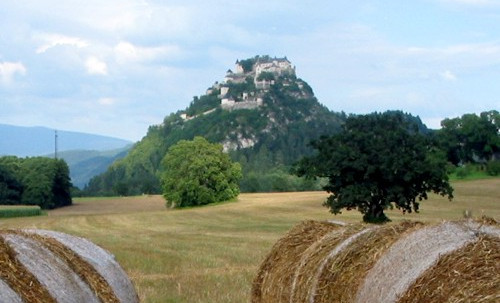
[
  {"x1": 0, "y1": 156, "x2": 72, "y2": 209},
  {"x1": 437, "y1": 110, "x2": 499, "y2": 165},
  {"x1": 161, "y1": 136, "x2": 242, "y2": 208},
  {"x1": 295, "y1": 111, "x2": 453, "y2": 223}
]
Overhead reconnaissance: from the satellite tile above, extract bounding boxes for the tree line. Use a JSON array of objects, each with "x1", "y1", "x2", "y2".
[
  {"x1": 146, "y1": 110, "x2": 499, "y2": 222},
  {"x1": 436, "y1": 110, "x2": 499, "y2": 170},
  {"x1": 0, "y1": 156, "x2": 72, "y2": 209}
]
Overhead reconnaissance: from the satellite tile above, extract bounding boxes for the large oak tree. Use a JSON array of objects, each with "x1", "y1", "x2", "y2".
[{"x1": 295, "y1": 111, "x2": 453, "y2": 223}]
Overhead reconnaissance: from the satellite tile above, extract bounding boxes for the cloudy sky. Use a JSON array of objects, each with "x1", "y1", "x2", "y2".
[{"x1": 1, "y1": 0, "x2": 499, "y2": 141}]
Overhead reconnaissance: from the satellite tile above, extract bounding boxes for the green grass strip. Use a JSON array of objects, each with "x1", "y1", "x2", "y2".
[{"x1": 0, "y1": 206, "x2": 42, "y2": 219}]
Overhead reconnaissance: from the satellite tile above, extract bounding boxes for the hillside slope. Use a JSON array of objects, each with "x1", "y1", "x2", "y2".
[
  {"x1": 54, "y1": 147, "x2": 130, "y2": 189},
  {"x1": 85, "y1": 56, "x2": 346, "y2": 196}
]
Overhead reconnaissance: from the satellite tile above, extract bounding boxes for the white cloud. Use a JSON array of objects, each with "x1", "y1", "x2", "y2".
[
  {"x1": 85, "y1": 57, "x2": 108, "y2": 75},
  {"x1": 36, "y1": 33, "x2": 89, "y2": 54},
  {"x1": 114, "y1": 41, "x2": 182, "y2": 63},
  {"x1": 441, "y1": 70, "x2": 457, "y2": 81},
  {"x1": 0, "y1": 61, "x2": 26, "y2": 85}
]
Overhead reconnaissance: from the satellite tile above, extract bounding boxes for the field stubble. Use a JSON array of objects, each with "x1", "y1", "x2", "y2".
[{"x1": 0, "y1": 179, "x2": 498, "y2": 302}]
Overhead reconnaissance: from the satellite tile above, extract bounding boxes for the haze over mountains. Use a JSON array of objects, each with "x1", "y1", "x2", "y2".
[{"x1": 0, "y1": 124, "x2": 132, "y2": 157}]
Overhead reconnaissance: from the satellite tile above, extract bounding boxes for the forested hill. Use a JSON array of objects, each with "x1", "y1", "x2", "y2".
[{"x1": 84, "y1": 56, "x2": 349, "y2": 195}]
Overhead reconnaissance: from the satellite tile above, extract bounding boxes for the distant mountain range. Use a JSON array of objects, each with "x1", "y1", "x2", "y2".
[
  {"x1": 0, "y1": 124, "x2": 132, "y2": 157},
  {"x1": 54, "y1": 148, "x2": 131, "y2": 189},
  {"x1": 0, "y1": 124, "x2": 133, "y2": 188}
]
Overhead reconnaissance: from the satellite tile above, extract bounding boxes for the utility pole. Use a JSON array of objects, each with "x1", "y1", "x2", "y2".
[{"x1": 55, "y1": 130, "x2": 58, "y2": 159}]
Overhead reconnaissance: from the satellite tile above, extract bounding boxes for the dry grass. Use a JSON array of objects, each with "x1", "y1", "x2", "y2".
[{"x1": 0, "y1": 179, "x2": 498, "y2": 302}]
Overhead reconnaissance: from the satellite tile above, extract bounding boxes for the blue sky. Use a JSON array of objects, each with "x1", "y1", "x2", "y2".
[{"x1": 1, "y1": 0, "x2": 499, "y2": 141}]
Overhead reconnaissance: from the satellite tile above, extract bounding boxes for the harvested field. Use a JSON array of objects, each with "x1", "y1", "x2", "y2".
[
  {"x1": 0, "y1": 179, "x2": 498, "y2": 302},
  {"x1": 49, "y1": 195, "x2": 167, "y2": 216},
  {"x1": 252, "y1": 218, "x2": 500, "y2": 303},
  {"x1": 0, "y1": 229, "x2": 139, "y2": 303}
]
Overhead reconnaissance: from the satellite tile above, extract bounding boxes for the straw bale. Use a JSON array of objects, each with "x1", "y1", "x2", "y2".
[
  {"x1": 0, "y1": 279, "x2": 23, "y2": 303},
  {"x1": 312, "y1": 221, "x2": 423, "y2": 303},
  {"x1": 29, "y1": 229, "x2": 139, "y2": 303},
  {"x1": 251, "y1": 220, "x2": 343, "y2": 303},
  {"x1": 298, "y1": 226, "x2": 374, "y2": 303},
  {"x1": 398, "y1": 235, "x2": 500, "y2": 303},
  {"x1": 17, "y1": 230, "x2": 120, "y2": 303},
  {"x1": 355, "y1": 221, "x2": 479, "y2": 303},
  {"x1": 0, "y1": 233, "x2": 56, "y2": 303},
  {"x1": 3, "y1": 232, "x2": 101, "y2": 303},
  {"x1": 0, "y1": 229, "x2": 139, "y2": 303},
  {"x1": 252, "y1": 219, "x2": 499, "y2": 303}
]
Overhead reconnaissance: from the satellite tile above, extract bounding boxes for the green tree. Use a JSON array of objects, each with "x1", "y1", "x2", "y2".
[
  {"x1": 256, "y1": 71, "x2": 275, "y2": 81},
  {"x1": 19, "y1": 157, "x2": 73, "y2": 209},
  {"x1": 51, "y1": 159, "x2": 72, "y2": 208},
  {"x1": 0, "y1": 156, "x2": 72, "y2": 209},
  {"x1": 295, "y1": 112, "x2": 453, "y2": 223},
  {"x1": 438, "y1": 110, "x2": 500, "y2": 164},
  {"x1": 161, "y1": 136, "x2": 242, "y2": 208},
  {"x1": 0, "y1": 165, "x2": 23, "y2": 205}
]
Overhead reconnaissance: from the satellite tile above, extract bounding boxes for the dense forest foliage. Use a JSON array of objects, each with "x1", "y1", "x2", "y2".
[
  {"x1": 0, "y1": 156, "x2": 72, "y2": 209},
  {"x1": 436, "y1": 110, "x2": 499, "y2": 165}
]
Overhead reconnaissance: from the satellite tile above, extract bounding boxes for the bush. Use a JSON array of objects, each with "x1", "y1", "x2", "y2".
[
  {"x1": 455, "y1": 165, "x2": 472, "y2": 179},
  {"x1": 161, "y1": 137, "x2": 242, "y2": 208},
  {"x1": 486, "y1": 160, "x2": 500, "y2": 176}
]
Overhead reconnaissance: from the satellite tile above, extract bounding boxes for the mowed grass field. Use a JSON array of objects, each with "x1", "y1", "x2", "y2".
[{"x1": 0, "y1": 179, "x2": 498, "y2": 303}]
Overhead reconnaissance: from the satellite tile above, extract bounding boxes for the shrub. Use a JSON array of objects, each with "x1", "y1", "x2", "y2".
[
  {"x1": 455, "y1": 165, "x2": 472, "y2": 179},
  {"x1": 486, "y1": 160, "x2": 500, "y2": 176}
]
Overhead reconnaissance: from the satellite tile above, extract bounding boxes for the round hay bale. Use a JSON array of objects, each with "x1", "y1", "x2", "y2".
[
  {"x1": 0, "y1": 229, "x2": 139, "y2": 303},
  {"x1": 252, "y1": 219, "x2": 500, "y2": 303}
]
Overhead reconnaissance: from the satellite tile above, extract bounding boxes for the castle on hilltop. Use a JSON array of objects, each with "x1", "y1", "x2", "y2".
[
  {"x1": 183, "y1": 56, "x2": 298, "y2": 120},
  {"x1": 228, "y1": 56, "x2": 295, "y2": 88},
  {"x1": 218, "y1": 56, "x2": 296, "y2": 110},
  {"x1": 235, "y1": 56, "x2": 295, "y2": 77}
]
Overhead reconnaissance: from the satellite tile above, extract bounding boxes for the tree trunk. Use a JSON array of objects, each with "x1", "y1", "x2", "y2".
[{"x1": 363, "y1": 202, "x2": 390, "y2": 223}]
